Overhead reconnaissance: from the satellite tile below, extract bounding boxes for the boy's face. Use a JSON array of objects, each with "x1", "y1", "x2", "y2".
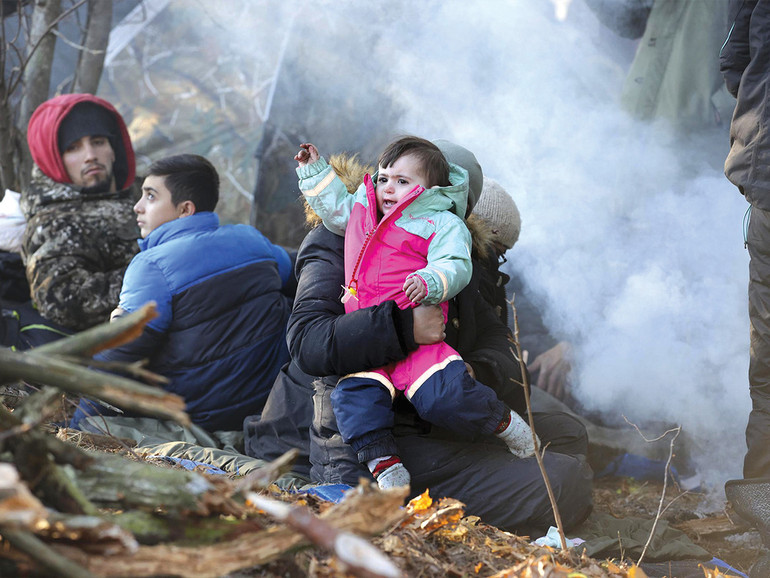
[
  {"x1": 376, "y1": 153, "x2": 429, "y2": 217},
  {"x1": 134, "y1": 175, "x2": 183, "y2": 238},
  {"x1": 62, "y1": 134, "x2": 116, "y2": 193}
]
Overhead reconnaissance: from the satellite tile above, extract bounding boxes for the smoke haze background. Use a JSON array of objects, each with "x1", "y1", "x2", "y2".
[{"x1": 107, "y1": 0, "x2": 751, "y2": 495}]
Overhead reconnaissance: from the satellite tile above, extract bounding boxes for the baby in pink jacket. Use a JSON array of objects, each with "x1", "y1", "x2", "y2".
[{"x1": 297, "y1": 136, "x2": 538, "y2": 489}]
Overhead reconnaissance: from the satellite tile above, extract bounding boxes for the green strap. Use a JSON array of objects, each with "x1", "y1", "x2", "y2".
[{"x1": 19, "y1": 324, "x2": 69, "y2": 336}]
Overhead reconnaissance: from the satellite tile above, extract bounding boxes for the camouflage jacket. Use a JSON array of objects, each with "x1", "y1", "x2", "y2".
[{"x1": 20, "y1": 166, "x2": 139, "y2": 331}]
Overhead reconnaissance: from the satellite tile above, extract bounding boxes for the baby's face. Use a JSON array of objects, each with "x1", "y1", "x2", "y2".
[{"x1": 375, "y1": 153, "x2": 429, "y2": 217}]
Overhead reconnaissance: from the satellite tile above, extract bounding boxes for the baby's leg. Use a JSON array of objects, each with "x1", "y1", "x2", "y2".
[
  {"x1": 331, "y1": 373, "x2": 410, "y2": 489},
  {"x1": 406, "y1": 356, "x2": 507, "y2": 434},
  {"x1": 402, "y1": 344, "x2": 540, "y2": 458}
]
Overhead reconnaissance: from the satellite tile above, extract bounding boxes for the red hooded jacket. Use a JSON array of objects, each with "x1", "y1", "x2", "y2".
[{"x1": 27, "y1": 93, "x2": 136, "y2": 190}]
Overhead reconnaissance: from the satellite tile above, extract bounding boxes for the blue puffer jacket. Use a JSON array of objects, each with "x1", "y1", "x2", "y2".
[{"x1": 97, "y1": 212, "x2": 293, "y2": 431}]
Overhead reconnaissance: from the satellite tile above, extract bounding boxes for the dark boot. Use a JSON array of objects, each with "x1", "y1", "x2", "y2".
[{"x1": 725, "y1": 478, "x2": 770, "y2": 578}]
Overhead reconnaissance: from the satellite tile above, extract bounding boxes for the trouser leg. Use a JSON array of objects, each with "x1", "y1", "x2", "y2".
[
  {"x1": 330, "y1": 375, "x2": 399, "y2": 463},
  {"x1": 408, "y1": 359, "x2": 507, "y2": 435},
  {"x1": 746, "y1": 206, "x2": 770, "y2": 478}
]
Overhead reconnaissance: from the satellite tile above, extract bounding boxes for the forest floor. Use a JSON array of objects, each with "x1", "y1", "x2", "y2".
[{"x1": 1, "y1": 394, "x2": 763, "y2": 578}]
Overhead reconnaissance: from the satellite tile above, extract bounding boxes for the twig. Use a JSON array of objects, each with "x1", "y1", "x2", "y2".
[
  {"x1": 0, "y1": 527, "x2": 96, "y2": 578},
  {"x1": 636, "y1": 424, "x2": 682, "y2": 566},
  {"x1": 78, "y1": 358, "x2": 169, "y2": 387},
  {"x1": 50, "y1": 27, "x2": 104, "y2": 54},
  {"x1": 507, "y1": 295, "x2": 568, "y2": 550},
  {"x1": 5, "y1": 0, "x2": 87, "y2": 98},
  {"x1": 622, "y1": 415, "x2": 680, "y2": 443},
  {"x1": 235, "y1": 448, "x2": 300, "y2": 492},
  {"x1": 246, "y1": 492, "x2": 402, "y2": 578}
]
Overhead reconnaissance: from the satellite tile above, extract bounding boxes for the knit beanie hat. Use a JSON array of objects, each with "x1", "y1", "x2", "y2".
[
  {"x1": 433, "y1": 139, "x2": 483, "y2": 216},
  {"x1": 473, "y1": 177, "x2": 521, "y2": 249},
  {"x1": 57, "y1": 102, "x2": 118, "y2": 152},
  {"x1": 55, "y1": 101, "x2": 130, "y2": 191}
]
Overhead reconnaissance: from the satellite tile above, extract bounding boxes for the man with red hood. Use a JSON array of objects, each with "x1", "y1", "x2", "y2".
[{"x1": 21, "y1": 94, "x2": 139, "y2": 331}]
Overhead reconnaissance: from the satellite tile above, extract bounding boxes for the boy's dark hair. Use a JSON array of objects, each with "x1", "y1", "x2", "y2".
[
  {"x1": 378, "y1": 136, "x2": 450, "y2": 188},
  {"x1": 146, "y1": 154, "x2": 219, "y2": 212}
]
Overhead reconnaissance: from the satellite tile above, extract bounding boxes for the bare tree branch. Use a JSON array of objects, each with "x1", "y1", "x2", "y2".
[
  {"x1": 18, "y1": 0, "x2": 62, "y2": 126},
  {"x1": 636, "y1": 424, "x2": 682, "y2": 566},
  {"x1": 72, "y1": 0, "x2": 111, "y2": 94}
]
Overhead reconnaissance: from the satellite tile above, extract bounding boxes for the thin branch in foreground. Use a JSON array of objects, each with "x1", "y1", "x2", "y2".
[
  {"x1": 506, "y1": 294, "x2": 567, "y2": 550},
  {"x1": 635, "y1": 423, "x2": 682, "y2": 566}
]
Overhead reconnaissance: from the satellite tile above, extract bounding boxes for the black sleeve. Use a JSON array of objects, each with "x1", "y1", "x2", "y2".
[
  {"x1": 288, "y1": 225, "x2": 416, "y2": 378},
  {"x1": 721, "y1": 0, "x2": 756, "y2": 97},
  {"x1": 453, "y1": 267, "x2": 530, "y2": 417}
]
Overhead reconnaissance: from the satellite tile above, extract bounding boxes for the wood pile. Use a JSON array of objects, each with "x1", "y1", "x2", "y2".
[{"x1": 0, "y1": 304, "x2": 740, "y2": 577}]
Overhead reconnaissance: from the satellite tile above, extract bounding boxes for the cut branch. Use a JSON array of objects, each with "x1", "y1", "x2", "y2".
[
  {"x1": 33, "y1": 303, "x2": 159, "y2": 358},
  {"x1": 0, "y1": 350, "x2": 188, "y2": 425},
  {"x1": 507, "y1": 294, "x2": 568, "y2": 550},
  {"x1": 247, "y1": 491, "x2": 401, "y2": 578}
]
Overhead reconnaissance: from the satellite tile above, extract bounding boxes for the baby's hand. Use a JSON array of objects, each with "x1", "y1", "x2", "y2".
[
  {"x1": 403, "y1": 275, "x2": 427, "y2": 303},
  {"x1": 295, "y1": 143, "x2": 320, "y2": 167}
]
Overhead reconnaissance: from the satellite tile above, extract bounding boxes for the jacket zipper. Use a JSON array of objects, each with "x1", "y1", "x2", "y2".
[
  {"x1": 343, "y1": 182, "x2": 424, "y2": 303},
  {"x1": 344, "y1": 228, "x2": 375, "y2": 302}
]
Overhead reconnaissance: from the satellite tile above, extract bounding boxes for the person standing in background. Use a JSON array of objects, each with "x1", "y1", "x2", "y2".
[{"x1": 721, "y1": 2, "x2": 770, "y2": 576}]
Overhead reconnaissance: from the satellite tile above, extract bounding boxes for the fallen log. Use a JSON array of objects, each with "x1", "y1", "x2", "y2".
[
  {"x1": 673, "y1": 514, "x2": 750, "y2": 539},
  {"x1": 0, "y1": 303, "x2": 187, "y2": 426},
  {"x1": 0, "y1": 350, "x2": 188, "y2": 426},
  {"x1": 0, "y1": 402, "x2": 98, "y2": 516},
  {"x1": 32, "y1": 303, "x2": 158, "y2": 358},
  {"x1": 70, "y1": 451, "x2": 243, "y2": 518},
  {"x1": 77, "y1": 482, "x2": 408, "y2": 577}
]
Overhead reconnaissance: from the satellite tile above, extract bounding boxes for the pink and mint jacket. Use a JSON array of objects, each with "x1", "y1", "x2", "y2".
[
  {"x1": 298, "y1": 158, "x2": 508, "y2": 458},
  {"x1": 297, "y1": 157, "x2": 473, "y2": 315}
]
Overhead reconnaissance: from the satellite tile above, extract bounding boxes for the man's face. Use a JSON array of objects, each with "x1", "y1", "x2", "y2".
[
  {"x1": 134, "y1": 175, "x2": 182, "y2": 238},
  {"x1": 376, "y1": 153, "x2": 429, "y2": 217},
  {"x1": 62, "y1": 134, "x2": 116, "y2": 193}
]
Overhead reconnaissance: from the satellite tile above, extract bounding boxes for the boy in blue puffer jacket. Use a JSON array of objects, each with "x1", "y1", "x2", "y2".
[{"x1": 72, "y1": 154, "x2": 294, "y2": 433}]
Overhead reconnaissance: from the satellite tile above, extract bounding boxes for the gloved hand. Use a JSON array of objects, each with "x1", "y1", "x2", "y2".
[{"x1": 496, "y1": 410, "x2": 540, "y2": 458}]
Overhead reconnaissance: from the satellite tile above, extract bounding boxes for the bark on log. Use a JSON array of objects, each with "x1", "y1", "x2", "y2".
[
  {"x1": 71, "y1": 451, "x2": 243, "y2": 517},
  {"x1": 1, "y1": 528, "x2": 96, "y2": 578},
  {"x1": 79, "y1": 483, "x2": 408, "y2": 577},
  {"x1": 0, "y1": 403, "x2": 98, "y2": 515}
]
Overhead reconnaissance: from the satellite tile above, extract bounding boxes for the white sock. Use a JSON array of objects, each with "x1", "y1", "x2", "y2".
[{"x1": 367, "y1": 455, "x2": 411, "y2": 489}]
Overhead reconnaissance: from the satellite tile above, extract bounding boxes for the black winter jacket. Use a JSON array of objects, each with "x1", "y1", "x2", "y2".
[
  {"x1": 290, "y1": 224, "x2": 529, "y2": 418},
  {"x1": 722, "y1": 0, "x2": 770, "y2": 209}
]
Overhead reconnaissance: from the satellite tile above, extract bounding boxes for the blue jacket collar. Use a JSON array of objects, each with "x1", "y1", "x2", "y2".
[{"x1": 138, "y1": 211, "x2": 219, "y2": 251}]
